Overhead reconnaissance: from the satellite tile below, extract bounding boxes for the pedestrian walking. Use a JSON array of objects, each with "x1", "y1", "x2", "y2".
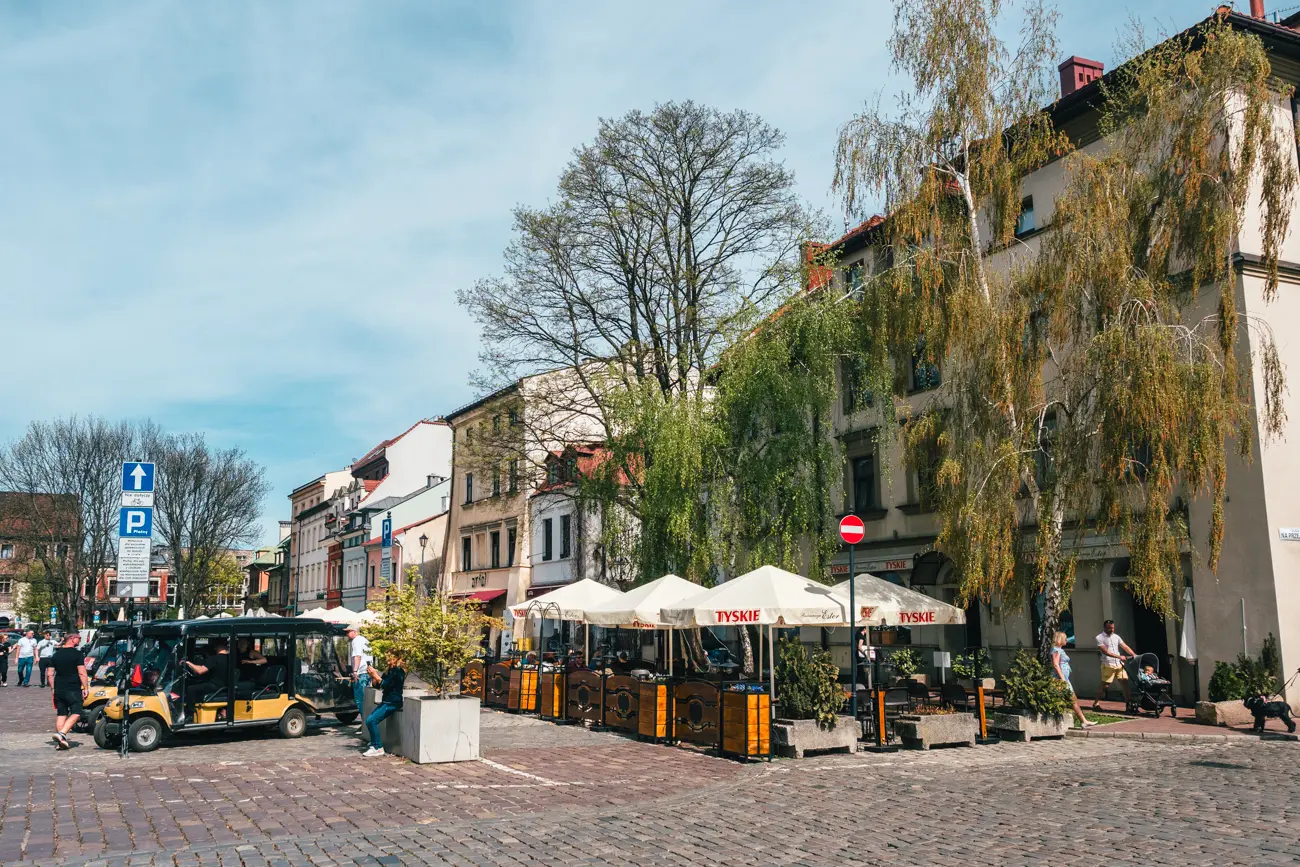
[
  {"x1": 1049, "y1": 631, "x2": 1094, "y2": 729},
  {"x1": 1093, "y1": 619, "x2": 1135, "y2": 710},
  {"x1": 15, "y1": 630, "x2": 37, "y2": 686},
  {"x1": 362, "y1": 652, "x2": 405, "y2": 758},
  {"x1": 47, "y1": 632, "x2": 89, "y2": 749},
  {"x1": 37, "y1": 631, "x2": 57, "y2": 689},
  {"x1": 0, "y1": 638, "x2": 9, "y2": 686},
  {"x1": 346, "y1": 625, "x2": 372, "y2": 722}
]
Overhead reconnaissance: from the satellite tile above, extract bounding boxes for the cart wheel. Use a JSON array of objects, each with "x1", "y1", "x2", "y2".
[
  {"x1": 1169, "y1": 706, "x2": 1176, "y2": 718},
  {"x1": 92, "y1": 718, "x2": 117, "y2": 750},
  {"x1": 128, "y1": 717, "x2": 163, "y2": 753},
  {"x1": 335, "y1": 712, "x2": 359, "y2": 725},
  {"x1": 81, "y1": 705, "x2": 103, "y2": 735},
  {"x1": 279, "y1": 707, "x2": 307, "y2": 739}
]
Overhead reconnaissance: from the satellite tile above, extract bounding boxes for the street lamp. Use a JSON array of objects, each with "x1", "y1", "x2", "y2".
[{"x1": 418, "y1": 533, "x2": 429, "y2": 592}]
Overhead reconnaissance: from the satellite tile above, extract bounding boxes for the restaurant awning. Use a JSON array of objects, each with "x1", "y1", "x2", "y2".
[
  {"x1": 660, "y1": 565, "x2": 850, "y2": 627},
  {"x1": 508, "y1": 578, "x2": 623, "y2": 621},
  {"x1": 584, "y1": 574, "x2": 701, "y2": 628},
  {"x1": 453, "y1": 589, "x2": 506, "y2": 603}
]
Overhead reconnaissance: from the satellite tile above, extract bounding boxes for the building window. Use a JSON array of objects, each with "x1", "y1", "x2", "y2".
[
  {"x1": 840, "y1": 357, "x2": 873, "y2": 415},
  {"x1": 908, "y1": 427, "x2": 943, "y2": 510},
  {"x1": 1015, "y1": 196, "x2": 1035, "y2": 237},
  {"x1": 0, "y1": 544, "x2": 12, "y2": 560},
  {"x1": 492, "y1": 465, "x2": 501, "y2": 497},
  {"x1": 851, "y1": 452, "x2": 878, "y2": 513},
  {"x1": 464, "y1": 473, "x2": 474, "y2": 504},
  {"x1": 509, "y1": 408, "x2": 521, "y2": 428},
  {"x1": 547, "y1": 461, "x2": 560, "y2": 487},
  {"x1": 507, "y1": 527, "x2": 517, "y2": 567},
  {"x1": 149, "y1": 579, "x2": 160, "y2": 598},
  {"x1": 1034, "y1": 411, "x2": 1059, "y2": 491},
  {"x1": 0, "y1": 575, "x2": 11, "y2": 595},
  {"x1": 909, "y1": 339, "x2": 941, "y2": 393},
  {"x1": 490, "y1": 531, "x2": 501, "y2": 569},
  {"x1": 542, "y1": 518, "x2": 553, "y2": 561},
  {"x1": 167, "y1": 581, "x2": 177, "y2": 606},
  {"x1": 56, "y1": 544, "x2": 68, "y2": 559},
  {"x1": 370, "y1": 564, "x2": 376, "y2": 587},
  {"x1": 560, "y1": 514, "x2": 572, "y2": 559},
  {"x1": 461, "y1": 536, "x2": 472, "y2": 571},
  {"x1": 508, "y1": 460, "x2": 519, "y2": 494},
  {"x1": 844, "y1": 262, "x2": 864, "y2": 298},
  {"x1": 493, "y1": 414, "x2": 502, "y2": 433}
]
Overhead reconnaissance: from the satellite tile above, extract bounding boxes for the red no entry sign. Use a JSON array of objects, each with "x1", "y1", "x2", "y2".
[{"x1": 839, "y1": 514, "x2": 865, "y2": 545}]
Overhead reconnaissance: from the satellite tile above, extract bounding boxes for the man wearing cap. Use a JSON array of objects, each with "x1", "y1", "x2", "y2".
[{"x1": 346, "y1": 625, "x2": 372, "y2": 725}]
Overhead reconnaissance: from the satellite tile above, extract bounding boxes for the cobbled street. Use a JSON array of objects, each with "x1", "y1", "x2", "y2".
[{"x1": 2, "y1": 678, "x2": 1299, "y2": 866}]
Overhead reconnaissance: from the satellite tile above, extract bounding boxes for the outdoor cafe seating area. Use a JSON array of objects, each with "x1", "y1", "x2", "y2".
[{"x1": 456, "y1": 568, "x2": 988, "y2": 760}]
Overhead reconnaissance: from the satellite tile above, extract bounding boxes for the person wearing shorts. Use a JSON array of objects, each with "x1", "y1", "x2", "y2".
[
  {"x1": 1093, "y1": 620, "x2": 1135, "y2": 710},
  {"x1": 47, "y1": 633, "x2": 89, "y2": 750}
]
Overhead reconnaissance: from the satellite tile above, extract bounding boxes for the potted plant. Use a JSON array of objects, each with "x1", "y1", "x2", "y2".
[
  {"x1": 772, "y1": 639, "x2": 857, "y2": 758},
  {"x1": 887, "y1": 647, "x2": 924, "y2": 685},
  {"x1": 951, "y1": 648, "x2": 994, "y2": 690},
  {"x1": 894, "y1": 703, "x2": 978, "y2": 750},
  {"x1": 364, "y1": 572, "x2": 502, "y2": 763},
  {"x1": 990, "y1": 649, "x2": 1073, "y2": 742},
  {"x1": 1196, "y1": 634, "x2": 1282, "y2": 727}
]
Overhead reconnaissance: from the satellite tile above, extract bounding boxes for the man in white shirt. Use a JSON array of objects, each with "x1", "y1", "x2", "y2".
[
  {"x1": 15, "y1": 630, "x2": 38, "y2": 687},
  {"x1": 346, "y1": 625, "x2": 373, "y2": 722},
  {"x1": 1094, "y1": 619, "x2": 1136, "y2": 710},
  {"x1": 36, "y1": 631, "x2": 57, "y2": 690}
]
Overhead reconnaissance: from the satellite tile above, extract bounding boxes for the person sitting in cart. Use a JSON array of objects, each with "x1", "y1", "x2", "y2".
[
  {"x1": 235, "y1": 638, "x2": 268, "y2": 679},
  {"x1": 184, "y1": 638, "x2": 231, "y2": 700}
]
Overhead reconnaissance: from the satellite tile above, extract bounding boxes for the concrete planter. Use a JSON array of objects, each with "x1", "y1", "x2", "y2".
[
  {"x1": 991, "y1": 710, "x2": 1071, "y2": 742},
  {"x1": 895, "y1": 712, "x2": 978, "y2": 750},
  {"x1": 363, "y1": 689, "x2": 481, "y2": 763},
  {"x1": 401, "y1": 695, "x2": 481, "y2": 764},
  {"x1": 772, "y1": 717, "x2": 858, "y2": 759},
  {"x1": 1195, "y1": 700, "x2": 1253, "y2": 728}
]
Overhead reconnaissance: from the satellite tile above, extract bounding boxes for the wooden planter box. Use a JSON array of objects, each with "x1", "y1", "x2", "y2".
[
  {"x1": 674, "y1": 680, "x2": 722, "y2": 748},
  {"x1": 507, "y1": 666, "x2": 539, "y2": 713},
  {"x1": 460, "y1": 660, "x2": 485, "y2": 699},
  {"x1": 602, "y1": 675, "x2": 640, "y2": 733},
  {"x1": 721, "y1": 690, "x2": 770, "y2": 760},
  {"x1": 895, "y1": 712, "x2": 978, "y2": 750},
  {"x1": 485, "y1": 662, "x2": 511, "y2": 709},
  {"x1": 638, "y1": 681, "x2": 670, "y2": 741},
  {"x1": 538, "y1": 670, "x2": 565, "y2": 720},
  {"x1": 772, "y1": 716, "x2": 857, "y2": 758},
  {"x1": 991, "y1": 710, "x2": 1071, "y2": 742}
]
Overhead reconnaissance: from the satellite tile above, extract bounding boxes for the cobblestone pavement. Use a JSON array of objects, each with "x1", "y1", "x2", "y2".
[{"x1": 2, "y1": 674, "x2": 1299, "y2": 866}]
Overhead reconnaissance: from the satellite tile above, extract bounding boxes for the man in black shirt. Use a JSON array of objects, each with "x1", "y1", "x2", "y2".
[
  {"x1": 184, "y1": 638, "x2": 231, "y2": 701},
  {"x1": 0, "y1": 638, "x2": 9, "y2": 687},
  {"x1": 47, "y1": 633, "x2": 89, "y2": 750}
]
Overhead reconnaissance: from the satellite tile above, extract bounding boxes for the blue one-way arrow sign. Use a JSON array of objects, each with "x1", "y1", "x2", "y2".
[
  {"x1": 122, "y1": 462, "x2": 155, "y2": 493},
  {"x1": 118, "y1": 507, "x2": 153, "y2": 538}
]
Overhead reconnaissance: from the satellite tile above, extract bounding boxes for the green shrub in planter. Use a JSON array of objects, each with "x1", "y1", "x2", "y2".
[
  {"x1": 888, "y1": 647, "x2": 921, "y2": 679},
  {"x1": 1207, "y1": 633, "x2": 1282, "y2": 701},
  {"x1": 952, "y1": 649, "x2": 990, "y2": 681},
  {"x1": 775, "y1": 639, "x2": 842, "y2": 729},
  {"x1": 1208, "y1": 660, "x2": 1246, "y2": 702},
  {"x1": 1000, "y1": 649, "x2": 1072, "y2": 717}
]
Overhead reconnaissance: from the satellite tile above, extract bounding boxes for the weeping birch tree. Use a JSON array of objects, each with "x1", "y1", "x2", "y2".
[{"x1": 836, "y1": 1, "x2": 1294, "y2": 658}]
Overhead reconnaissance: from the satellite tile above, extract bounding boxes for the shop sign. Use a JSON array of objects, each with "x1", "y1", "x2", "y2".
[
  {"x1": 829, "y1": 556, "x2": 913, "y2": 576},
  {"x1": 899, "y1": 611, "x2": 937, "y2": 624},
  {"x1": 1280, "y1": 528, "x2": 1300, "y2": 541}
]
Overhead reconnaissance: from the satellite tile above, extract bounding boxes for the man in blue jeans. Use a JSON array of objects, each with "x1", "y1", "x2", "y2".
[
  {"x1": 345, "y1": 625, "x2": 371, "y2": 725},
  {"x1": 362, "y1": 653, "x2": 405, "y2": 758},
  {"x1": 15, "y1": 630, "x2": 37, "y2": 687}
]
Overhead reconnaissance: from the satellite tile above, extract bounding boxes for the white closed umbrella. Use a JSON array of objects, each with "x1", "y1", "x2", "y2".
[
  {"x1": 1180, "y1": 587, "x2": 1197, "y2": 662},
  {"x1": 831, "y1": 573, "x2": 966, "y2": 626}
]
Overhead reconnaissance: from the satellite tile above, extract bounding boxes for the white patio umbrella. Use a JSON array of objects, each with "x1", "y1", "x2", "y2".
[
  {"x1": 296, "y1": 607, "x2": 329, "y2": 620},
  {"x1": 831, "y1": 573, "x2": 966, "y2": 627},
  {"x1": 308, "y1": 607, "x2": 363, "y2": 625},
  {"x1": 584, "y1": 574, "x2": 701, "y2": 675},
  {"x1": 660, "y1": 565, "x2": 852, "y2": 705},
  {"x1": 510, "y1": 578, "x2": 625, "y2": 662}
]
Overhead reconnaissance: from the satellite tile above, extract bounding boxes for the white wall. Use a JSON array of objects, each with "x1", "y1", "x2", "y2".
[{"x1": 361, "y1": 420, "x2": 453, "y2": 506}]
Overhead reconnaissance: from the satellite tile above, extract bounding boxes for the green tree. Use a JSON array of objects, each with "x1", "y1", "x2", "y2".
[
  {"x1": 835, "y1": 2, "x2": 1294, "y2": 658},
  {"x1": 15, "y1": 564, "x2": 57, "y2": 625}
]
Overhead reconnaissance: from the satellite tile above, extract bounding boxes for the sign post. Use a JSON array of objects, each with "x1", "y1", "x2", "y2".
[
  {"x1": 838, "y1": 515, "x2": 865, "y2": 721},
  {"x1": 117, "y1": 461, "x2": 154, "y2": 761},
  {"x1": 380, "y1": 512, "x2": 393, "y2": 588}
]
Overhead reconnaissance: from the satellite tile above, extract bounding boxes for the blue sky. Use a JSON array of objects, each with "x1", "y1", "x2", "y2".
[{"x1": 0, "y1": 0, "x2": 1217, "y2": 543}]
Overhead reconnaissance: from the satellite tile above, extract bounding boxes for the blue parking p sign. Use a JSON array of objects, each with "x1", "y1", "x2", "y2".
[
  {"x1": 118, "y1": 507, "x2": 153, "y2": 538},
  {"x1": 382, "y1": 515, "x2": 392, "y2": 548}
]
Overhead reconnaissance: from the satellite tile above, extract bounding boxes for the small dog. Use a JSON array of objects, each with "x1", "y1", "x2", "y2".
[{"x1": 1244, "y1": 694, "x2": 1296, "y2": 733}]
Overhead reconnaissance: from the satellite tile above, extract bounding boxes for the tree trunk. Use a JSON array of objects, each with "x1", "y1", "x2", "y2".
[
  {"x1": 739, "y1": 625, "x2": 755, "y2": 677},
  {"x1": 683, "y1": 627, "x2": 710, "y2": 671},
  {"x1": 1035, "y1": 488, "x2": 1068, "y2": 664}
]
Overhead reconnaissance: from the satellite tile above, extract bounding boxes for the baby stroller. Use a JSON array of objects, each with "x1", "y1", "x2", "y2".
[{"x1": 1127, "y1": 652, "x2": 1177, "y2": 717}]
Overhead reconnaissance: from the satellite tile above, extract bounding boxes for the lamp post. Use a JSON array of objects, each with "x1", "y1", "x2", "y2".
[{"x1": 419, "y1": 533, "x2": 429, "y2": 594}]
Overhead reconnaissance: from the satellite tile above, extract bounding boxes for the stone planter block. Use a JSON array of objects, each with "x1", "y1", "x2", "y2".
[
  {"x1": 362, "y1": 688, "x2": 421, "y2": 751},
  {"x1": 895, "y1": 713, "x2": 978, "y2": 750},
  {"x1": 772, "y1": 716, "x2": 858, "y2": 759},
  {"x1": 401, "y1": 695, "x2": 481, "y2": 764},
  {"x1": 991, "y1": 710, "x2": 1071, "y2": 742},
  {"x1": 1195, "y1": 700, "x2": 1253, "y2": 728}
]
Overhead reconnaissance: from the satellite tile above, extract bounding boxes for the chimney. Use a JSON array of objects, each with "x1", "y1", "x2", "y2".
[
  {"x1": 1058, "y1": 56, "x2": 1104, "y2": 98},
  {"x1": 1250, "y1": 0, "x2": 1265, "y2": 18}
]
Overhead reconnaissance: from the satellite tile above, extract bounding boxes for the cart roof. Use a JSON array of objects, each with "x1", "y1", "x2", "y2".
[{"x1": 139, "y1": 617, "x2": 345, "y2": 638}]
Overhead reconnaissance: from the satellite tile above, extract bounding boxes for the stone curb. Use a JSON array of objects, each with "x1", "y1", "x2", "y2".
[{"x1": 1066, "y1": 728, "x2": 1298, "y2": 744}]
